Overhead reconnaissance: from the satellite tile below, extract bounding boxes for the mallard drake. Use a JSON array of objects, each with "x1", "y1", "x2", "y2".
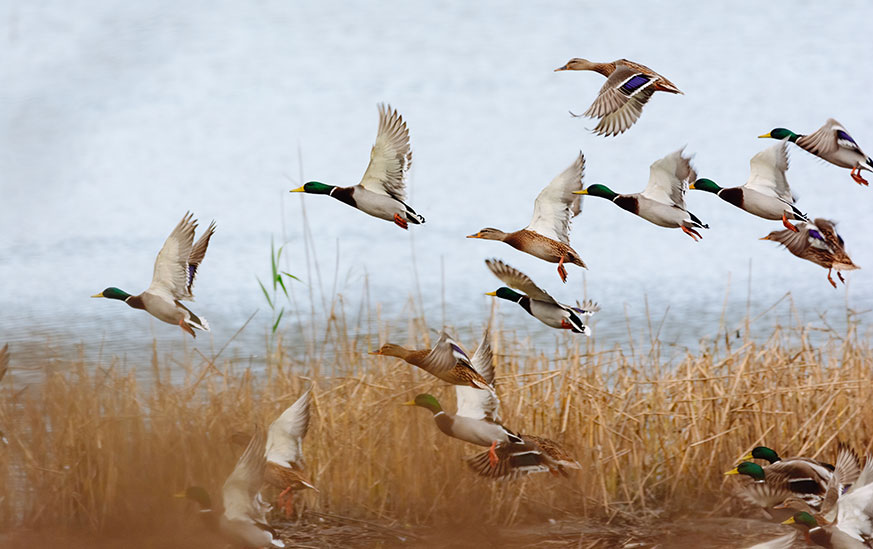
[
  {"x1": 573, "y1": 148, "x2": 708, "y2": 240},
  {"x1": 777, "y1": 450, "x2": 873, "y2": 545},
  {"x1": 484, "y1": 258, "x2": 599, "y2": 335},
  {"x1": 405, "y1": 331, "x2": 580, "y2": 479},
  {"x1": 691, "y1": 141, "x2": 809, "y2": 231},
  {"x1": 760, "y1": 119, "x2": 872, "y2": 186},
  {"x1": 467, "y1": 152, "x2": 586, "y2": 283},
  {"x1": 371, "y1": 331, "x2": 493, "y2": 391},
  {"x1": 761, "y1": 219, "x2": 859, "y2": 288},
  {"x1": 290, "y1": 104, "x2": 424, "y2": 229},
  {"x1": 726, "y1": 447, "x2": 852, "y2": 515},
  {"x1": 265, "y1": 388, "x2": 316, "y2": 517},
  {"x1": 92, "y1": 212, "x2": 215, "y2": 337},
  {"x1": 176, "y1": 425, "x2": 285, "y2": 548},
  {"x1": 783, "y1": 512, "x2": 868, "y2": 549},
  {"x1": 554, "y1": 58, "x2": 682, "y2": 137}
]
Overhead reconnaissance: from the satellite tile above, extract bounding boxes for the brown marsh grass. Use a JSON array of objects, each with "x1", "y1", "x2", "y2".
[{"x1": 0, "y1": 307, "x2": 871, "y2": 545}]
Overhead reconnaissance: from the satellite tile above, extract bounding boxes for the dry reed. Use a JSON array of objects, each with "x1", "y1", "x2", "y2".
[{"x1": 0, "y1": 307, "x2": 870, "y2": 544}]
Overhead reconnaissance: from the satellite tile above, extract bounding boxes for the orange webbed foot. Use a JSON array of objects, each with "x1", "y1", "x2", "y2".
[
  {"x1": 179, "y1": 319, "x2": 196, "y2": 338},
  {"x1": 488, "y1": 441, "x2": 499, "y2": 468},
  {"x1": 827, "y1": 269, "x2": 837, "y2": 288},
  {"x1": 393, "y1": 213, "x2": 408, "y2": 230},
  {"x1": 681, "y1": 225, "x2": 701, "y2": 241},
  {"x1": 782, "y1": 213, "x2": 798, "y2": 232},
  {"x1": 838, "y1": 271, "x2": 846, "y2": 284}
]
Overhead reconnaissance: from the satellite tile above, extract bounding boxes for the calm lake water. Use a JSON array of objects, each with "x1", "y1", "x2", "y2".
[{"x1": 1, "y1": 1, "x2": 871, "y2": 379}]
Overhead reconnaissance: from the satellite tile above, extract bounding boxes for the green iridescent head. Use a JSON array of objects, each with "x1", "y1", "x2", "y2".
[
  {"x1": 759, "y1": 128, "x2": 799, "y2": 142},
  {"x1": 291, "y1": 181, "x2": 335, "y2": 195},
  {"x1": 91, "y1": 287, "x2": 131, "y2": 301},
  {"x1": 486, "y1": 287, "x2": 524, "y2": 302},
  {"x1": 404, "y1": 393, "x2": 443, "y2": 414},
  {"x1": 174, "y1": 486, "x2": 212, "y2": 510},
  {"x1": 690, "y1": 178, "x2": 722, "y2": 194},
  {"x1": 576, "y1": 184, "x2": 618, "y2": 200},
  {"x1": 748, "y1": 446, "x2": 781, "y2": 464},
  {"x1": 725, "y1": 461, "x2": 765, "y2": 481},
  {"x1": 783, "y1": 511, "x2": 817, "y2": 529}
]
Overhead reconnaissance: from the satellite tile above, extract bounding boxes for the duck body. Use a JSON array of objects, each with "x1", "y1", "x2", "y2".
[
  {"x1": 555, "y1": 58, "x2": 682, "y2": 136},
  {"x1": 692, "y1": 142, "x2": 807, "y2": 230},
  {"x1": 92, "y1": 213, "x2": 215, "y2": 337},
  {"x1": 761, "y1": 119, "x2": 873, "y2": 186},
  {"x1": 468, "y1": 152, "x2": 587, "y2": 282},
  {"x1": 761, "y1": 219, "x2": 859, "y2": 288},
  {"x1": 264, "y1": 389, "x2": 315, "y2": 516},
  {"x1": 576, "y1": 148, "x2": 708, "y2": 240},
  {"x1": 372, "y1": 333, "x2": 493, "y2": 390},
  {"x1": 291, "y1": 104, "x2": 425, "y2": 229}
]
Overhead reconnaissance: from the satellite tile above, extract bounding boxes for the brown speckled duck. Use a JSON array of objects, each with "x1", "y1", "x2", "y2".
[
  {"x1": 467, "y1": 152, "x2": 587, "y2": 283},
  {"x1": 555, "y1": 58, "x2": 682, "y2": 136},
  {"x1": 761, "y1": 219, "x2": 859, "y2": 288}
]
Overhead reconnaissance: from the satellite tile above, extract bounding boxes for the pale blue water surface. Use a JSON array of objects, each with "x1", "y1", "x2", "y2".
[{"x1": 0, "y1": 1, "x2": 871, "y2": 380}]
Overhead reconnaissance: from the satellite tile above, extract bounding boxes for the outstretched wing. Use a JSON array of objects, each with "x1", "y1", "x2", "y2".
[
  {"x1": 456, "y1": 329, "x2": 499, "y2": 422},
  {"x1": 799, "y1": 118, "x2": 864, "y2": 156},
  {"x1": 641, "y1": 148, "x2": 695, "y2": 207},
  {"x1": 222, "y1": 424, "x2": 267, "y2": 523},
  {"x1": 265, "y1": 389, "x2": 311, "y2": 468},
  {"x1": 525, "y1": 152, "x2": 585, "y2": 244},
  {"x1": 147, "y1": 213, "x2": 197, "y2": 300},
  {"x1": 485, "y1": 258, "x2": 556, "y2": 304},
  {"x1": 358, "y1": 104, "x2": 412, "y2": 202},
  {"x1": 584, "y1": 66, "x2": 657, "y2": 137},
  {"x1": 183, "y1": 220, "x2": 216, "y2": 299},
  {"x1": 745, "y1": 141, "x2": 793, "y2": 202},
  {"x1": 420, "y1": 332, "x2": 474, "y2": 375}
]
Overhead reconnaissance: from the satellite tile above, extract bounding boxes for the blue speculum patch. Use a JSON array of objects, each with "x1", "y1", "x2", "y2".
[
  {"x1": 619, "y1": 74, "x2": 651, "y2": 95},
  {"x1": 809, "y1": 229, "x2": 824, "y2": 241},
  {"x1": 836, "y1": 129, "x2": 857, "y2": 145}
]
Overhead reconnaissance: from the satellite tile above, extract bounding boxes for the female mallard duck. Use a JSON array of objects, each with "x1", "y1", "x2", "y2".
[
  {"x1": 176, "y1": 425, "x2": 285, "y2": 548},
  {"x1": 265, "y1": 388, "x2": 316, "y2": 517},
  {"x1": 405, "y1": 331, "x2": 580, "y2": 478},
  {"x1": 761, "y1": 219, "x2": 859, "y2": 288},
  {"x1": 371, "y1": 331, "x2": 493, "y2": 391},
  {"x1": 291, "y1": 104, "x2": 424, "y2": 229},
  {"x1": 484, "y1": 258, "x2": 599, "y2": 334},
  {"x1": 92, "y1": 212, "x2": 215, "y2": 337},
  {"x1": 783, "y1": 512, "x2": 868, "y2": 549},
  {"x1": 467, "y1": 152, "x2": 586, "y2": 283},
  {"x1": 574, "y1": 148, "x2": 708, "y2": 240},
  {"x1": 554, "y1": 58, "x2": 682, "y2": 137},
  {"x1": 760, "y1": 119, "x2": 872, "y2": 186},
  {"x1": 691, "y1": 141, "x2": 808, "y2": 231}
]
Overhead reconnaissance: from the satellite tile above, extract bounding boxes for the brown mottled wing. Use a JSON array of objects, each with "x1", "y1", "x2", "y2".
[
  {"x1": 485, "y1": 258, "x2": 556, "y2": 304},
  {"x1": 821, "y1": 444, "x2": 861, "y2": 516},
  {"x1": 358, "y1": 104, "x2": 412, "y2": 202},
  {"x1": 182, "y1": 220, "x2": 215, "y2": 300},
  {"x1": 583, "y1": 64, "x2": 656, "y2": 137},
  {"x1": 0, "y1": 343, "x2": 7, "y2": 383},
  {"x1": 147, "y1": 212, "x2": 197, "y2": 300},
  {"x1": 419, "y1": 331, "x2": 474, "y2": 377},
  {"x1": 222, "y1": 424, "x2": 267, "y2": 523},
  {"x1": 524, "y1": 435, "x2": 580, "y2": 469},
  {"x1": 525, "y1": 152, "x2": 585, "y2": 245},
  {"x1": 796, "y1": 118, "x2": 862, "y2": 156}
]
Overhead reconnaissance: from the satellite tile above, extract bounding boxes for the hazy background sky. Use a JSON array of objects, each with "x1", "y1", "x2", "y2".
[{"x1": 1, "y1": 0, "x2": 871, "y2": 373}]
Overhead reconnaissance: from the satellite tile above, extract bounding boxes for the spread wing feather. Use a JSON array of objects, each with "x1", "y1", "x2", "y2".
[
  {"x1": 485, "y1": 258, "x2": 556, "y2": 304},
  {"x1": 641, "y1": 148, "x2": 695, "y2": 207},
  {"x1": 358, "y1": 104, "x2": 412, "y2": 202},
  {"x1": 745, "y1": 141, "x2": 793, "y2": 202},
  {"x1": 265, "y1": 389, "x2": 311, "y2": 468},
  {"x1": 455, "y1": 329, "x2": 499, "y2": 422},
  {"x1": 525, "y1": 152, "x2": 585, "y2": 244}
]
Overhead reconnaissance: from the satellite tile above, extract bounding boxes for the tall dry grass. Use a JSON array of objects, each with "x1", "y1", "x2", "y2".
[{"x1": 0, "y1": 307, "x2": 871, "y2": 539}]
